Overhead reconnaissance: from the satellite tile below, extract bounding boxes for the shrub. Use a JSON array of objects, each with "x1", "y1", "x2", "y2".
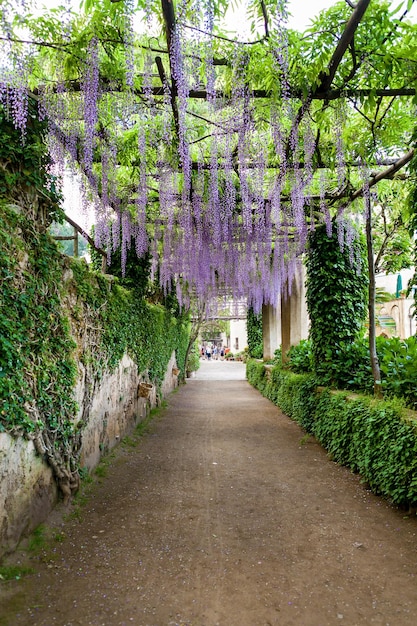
[
  {"x1": 306, "y1": 221, "x2": 368, "y2": 374},
  {"x1": 283, "y1": 335, "x2": 417, "y2": 409},
  {"x1": 187, "y1": 341, "x2": 200, "y2": 373},
  {"x1": 314, "y1": 337, "x2": 374, "y2": 392},
  {"x1": 285, "y1": 339, "x2": 313, "y2": 373},
  {"x1": 378, "y1": 336, "x2": 417, "y2": 409},
  {"x1": 271, "y1": 347, "x2": 282, "y2": 365}
]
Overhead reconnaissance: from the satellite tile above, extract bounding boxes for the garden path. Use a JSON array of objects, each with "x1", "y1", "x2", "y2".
[{"x1": 1, "y1": 360, "x2": 417, "y2": 626}]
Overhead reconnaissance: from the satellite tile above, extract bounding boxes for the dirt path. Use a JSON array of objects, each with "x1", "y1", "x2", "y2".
[{"x1": 2, "y1": 361, "x2": 417, "y2": 626}]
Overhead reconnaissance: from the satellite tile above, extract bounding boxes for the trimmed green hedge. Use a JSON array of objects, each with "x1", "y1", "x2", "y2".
[{"x1": 247, "y1": 360, "x2": 417, "y2": 509}]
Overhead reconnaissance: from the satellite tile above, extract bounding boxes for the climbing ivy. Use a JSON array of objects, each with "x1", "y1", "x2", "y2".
[
  {"x1": 70, "y1": 259, "x2": 190, "y2": 387},
  {"x1": 0, "y1": 204, "x2": 80, "y2": 498},
  {"x1": 0, "y1": 102, "x2": 63, "y2": 222},
  {"x1": 0, "y1": 98, "x2": 190, "y2": 502},
  {"x1": 0, "y1": 205, "x2": 190, "y2": 501},
  {"x1": 305, "y1": 221, "x2": 368, "y2": 378},
  {"x1": 247, "y1": 307, "x2": 263, "y2": 358}
]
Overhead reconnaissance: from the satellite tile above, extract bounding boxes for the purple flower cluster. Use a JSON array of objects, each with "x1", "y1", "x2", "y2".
[
  {"x1": 82, "y1": 37, "x2": 99, "y2": 176},
  {"x1": 319, "y1": 169, "x2": 332, "y2": 237},
  {"x1": 335, "y1": 101, "x2": 347, "y2": 189},
  {"x1": 0, "y1": 0, "x2": 368, "y2": 314},
  {"x1": 124, "y1": 0, "x2": 135, "y2": 89}
]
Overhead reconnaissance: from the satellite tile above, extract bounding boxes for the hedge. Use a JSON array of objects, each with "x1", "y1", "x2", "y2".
[{"x1": 246, "y1": 359, "x2": 417, "y2": 510}]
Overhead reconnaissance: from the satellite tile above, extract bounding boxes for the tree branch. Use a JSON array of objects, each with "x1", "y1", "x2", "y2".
[
  {"x1": 63, "y1": 213, "x2": 106, "y2": 257},
  {"x1": 316, "y1": 0, "x2": 371, "y2": 94},
  {"x1": 32, "y1": 78, "x2": 417, "y2": 102},
  {"x1": 155, "y1": 55, "x2": 179, "y2": 136},
  {"x1": 348, "y1": 149, "x2": 415, "y2": 205},
  {"x1": 260, "y1": 0, "x2": 270, "y2": 39},
  {"x1": 181, "y1": 22, "x2": 266, "y2": 45}
]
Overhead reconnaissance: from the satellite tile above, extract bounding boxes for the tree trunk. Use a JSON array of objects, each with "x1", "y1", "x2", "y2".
[
  {"x1": 365, "y1": 194, "x2": 383, "y2": 399},
  {"x1": 183, "y1": 301, "x2": 206, "y2": 380}
]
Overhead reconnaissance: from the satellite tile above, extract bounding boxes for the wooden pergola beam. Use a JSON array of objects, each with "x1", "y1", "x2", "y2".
[{"x1": 33, "y1": 81, "x2": 416, "y2": 102}]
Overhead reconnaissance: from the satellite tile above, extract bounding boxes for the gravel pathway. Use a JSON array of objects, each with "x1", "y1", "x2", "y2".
[{"x1": 1, "y1": 360, "x2": 417, "y2": 625}]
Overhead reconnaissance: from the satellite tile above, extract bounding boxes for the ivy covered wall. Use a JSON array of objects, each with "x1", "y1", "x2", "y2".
[
  {"x1": 0, "y1": 100, "x2": 190, "y2": 511},
  {"x1": 0, "y1": 202, "x2": 190, "y2": 506}
]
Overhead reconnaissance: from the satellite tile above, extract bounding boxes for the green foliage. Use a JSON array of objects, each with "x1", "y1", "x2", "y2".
[
  {"x1": 247, "y1": 307, "x2": 263, "y2": 358},
  {"x1": 0, "y1": 103, "x2": 62, "y2": 221},
  {"x1": 376, "y1": 229, "x2": 413, "y2": 274},
  {"x1": 246, "y1": 359, "x2": 269, "y2": 395},
  {"x1": 247, "y1": 360, "x2": 417, "y2": 509},
  {"x1": 1, "y1": 205, "x2": 190, "y2": 500},
  {"x1": 0, "y1": 564, "x2": 34, "y2": 581},
  {"x1": 200, "y1": 318, "x2": 229, "y2": 341},
  {"x1": 4, "y1": 0, "x2": 417, "y2": 244},
  {"x1": 378, "y1": 336, "x2": 417, "y2": 409},
  {"x1": 127, "y1": 300, "x2": 189, "y2": 384},
  {"x1": 372, "y1": 181, "x2": 413, "y2": 274},
  {"x1": 313, "y1": 393, "x2": 417, "y2": 507},
  {"x1": 246, "y1": 360, "x2": 318, "y2": 431},
  {"x1": 186, "y1": 340, "x2": 201, "y2": 373},
  {"x1": 26, "y1": 524, "x2": 48, "y2": 553},
  {"x1": 285, "y1": 339, "x2": 313, "y2": 373},
  {"x1": 0, "y1": 204, "x2": 78, "y2": 443},
  {"x1": 283, "y1": 335, "x2": 417, "y2": 409},
  {"x1": 90, "y1": 231, "x2": 151, "y2": 294},
  {"x1": 271, "y1": 347, "x2": 282, "y2": 364},
  {"x1": 375, "y1": 287, "x2": 395, "y2": 303},
  {"x1": 312, "y1": 337, "x2": 374, "y2": 393},
  {"x1": 69, "y1": 258, "x2": 190, "y2": 387},
  {"x1": 306, "y1": 221, "x2": 369, "y2": 376}
]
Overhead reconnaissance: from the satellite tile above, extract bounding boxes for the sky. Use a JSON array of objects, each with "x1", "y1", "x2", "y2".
[
  {"x1": 286, "y1": 0, "x2": 339, "y2": 29},
  {"x1": 286, "y1": 0, "x2": 417, "y2": 29},
  {"x1": 35, "y1": 1, "x2": 417, "y2": 36},
  {"x1": 226, "y1": 0, "x2": 416, "y2": 35},
  {"x1": 35, "y1": 0, "x2": 375, "y2": 31}
]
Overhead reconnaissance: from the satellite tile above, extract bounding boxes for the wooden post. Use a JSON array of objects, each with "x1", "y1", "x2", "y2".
[
  {"x1": 73, "y1": 227, "x2": 79, "y2": 257},
  {"x1": 365, "y1": 194, "x2": 383, "y2": 399}
]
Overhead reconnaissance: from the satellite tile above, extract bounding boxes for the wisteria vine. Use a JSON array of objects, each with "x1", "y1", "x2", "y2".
[{"x1": 0, "y1": 0, "x2": 375, "y2": 314}]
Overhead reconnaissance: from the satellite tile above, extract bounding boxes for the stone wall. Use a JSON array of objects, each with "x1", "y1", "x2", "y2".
[
  {"x1": 376, "y1": 297, "x2": 416, "y2": 339},
  {"x1": 0, "y1": 435, "x2": 57, "y2": 555},
  {"x1": 0, "y1": 351, "x2": 180, "y2": 557}
]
